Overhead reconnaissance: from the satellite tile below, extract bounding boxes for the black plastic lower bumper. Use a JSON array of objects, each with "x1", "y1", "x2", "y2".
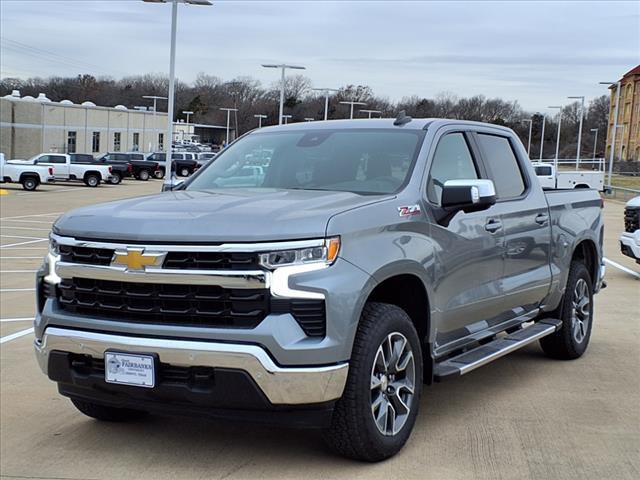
[{"x1": 49, "y1": 351, "x2": 335, "y2": 429}]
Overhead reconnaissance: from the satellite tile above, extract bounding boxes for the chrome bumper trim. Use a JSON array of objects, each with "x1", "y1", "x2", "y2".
[
  {"x1": 55, "y1": 261, "x2": 269, "y2": 289},
  {"x1": 34, "y1": 327, "x2": 348, "y2": 405}
]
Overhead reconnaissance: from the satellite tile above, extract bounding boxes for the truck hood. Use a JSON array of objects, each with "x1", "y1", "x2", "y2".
[{"x1": 53, "y1": 188, "x2": 393, "y2": 243}]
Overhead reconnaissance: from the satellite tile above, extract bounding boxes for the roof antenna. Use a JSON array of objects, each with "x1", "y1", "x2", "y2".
[{"x1": 394, "y1": 110, "x2": 412, "y2": 126}]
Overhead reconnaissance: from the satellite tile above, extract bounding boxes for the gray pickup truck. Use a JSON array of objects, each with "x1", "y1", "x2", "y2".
[{"x1": 35, "y1": 116, "x2": 605, "y2": 461}]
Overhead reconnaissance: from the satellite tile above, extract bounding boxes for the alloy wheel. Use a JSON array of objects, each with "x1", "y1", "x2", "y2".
[{"x1": 571, "y1": 278, "x2": 591, "y2": 344}]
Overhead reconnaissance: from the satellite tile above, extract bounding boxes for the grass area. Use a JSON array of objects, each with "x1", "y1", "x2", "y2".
[{"x1": 610, "y1": 175, "x2": 640, "y2": 190}]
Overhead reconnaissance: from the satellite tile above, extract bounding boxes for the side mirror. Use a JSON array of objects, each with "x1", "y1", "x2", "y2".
[
  {"x1": 161, "y1": 175, "x2": 184, "y2": 192},
  {"x1": 441, "y1": 179, "x2": 496, "y2": 213}
]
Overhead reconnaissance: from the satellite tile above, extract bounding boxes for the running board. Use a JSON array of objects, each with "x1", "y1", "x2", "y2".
[{"x1": 433, "y1": 319, "x2": 562, "y2": 381}]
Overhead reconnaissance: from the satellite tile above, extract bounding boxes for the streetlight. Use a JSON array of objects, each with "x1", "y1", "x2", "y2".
[
  {"x1": 590, "y1": 128, "x2": 598, "y2": 162},
  {"x1": 282, "y1": 114, "x2": 292, "y2": 125},
  {"x1": 311, "y1": 87, "x2": 339, "y2": 121},
  {"x1": 181, "y1": 110, "x2": 193, "y2": 143},
  {"x1": 219, "y1": 107, "x2": 237, "y2": 145},
  {"x1": 567, "y1": 95, "x2": 585, "y2": 167},
  {"x1": 359, "y1": 109, "x2": 382, "y2": 118},
  {"x1": 340, "y1": 100, "x2": 367, "y2": 119},
  {"x1": 304, "y1": 118, "x2": 315, "y2": 122},
  {"x1": 142, "y1": 0, "x2": 212, "y2": 188},
  {"x1": 521, "y1": 119, "x2": 532, "y2": 157},
  {"x1": 600, "y1": 81, "x2": 621, "y2": 187},
  {"x1": 254, "y1": 114, "x2": 267, "y2": 128},
  {"x1": 548, "y1": 105, "x2": 562, "y2": 170},
  {"x1": 142, "y1": 94, "x2": 167, "y2": 151},
  {"x1": 261, "y1": 63, "x2": 306, "y2": 125},
  {"x1": 539, "y1": 113, "x2": 546, "y2": 161}
]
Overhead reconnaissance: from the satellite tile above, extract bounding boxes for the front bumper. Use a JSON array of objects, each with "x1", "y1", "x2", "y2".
[
  {"x1": 620, "y1": 231, "x2": 640, "y2": 262},
  {"x1": 35, "y1": 327, "x2": 348, "y2": 406}
]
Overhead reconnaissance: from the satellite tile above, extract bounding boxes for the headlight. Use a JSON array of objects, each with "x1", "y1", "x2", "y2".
[
  {"x1": 49, "y1": 234, "x2": 60, "y2": 256},
  {"x1": 259, "y1": 237, "x2": 340, "y2": 269}
]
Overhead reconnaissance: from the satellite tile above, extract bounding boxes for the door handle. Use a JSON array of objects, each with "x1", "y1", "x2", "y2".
[
  {"x1": 485, "y1": 219, "x2": 502, "y2": 233},
  {"x1": 535, "y1": 213, "x2": 549, "y2": 225}
]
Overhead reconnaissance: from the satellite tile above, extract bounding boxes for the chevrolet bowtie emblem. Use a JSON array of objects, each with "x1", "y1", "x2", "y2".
[{"x1": 112, "y1": 248, "x2": 166, "y2": 271}]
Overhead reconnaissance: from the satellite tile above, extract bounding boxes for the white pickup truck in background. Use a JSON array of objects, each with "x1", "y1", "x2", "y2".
[
  {"x1": 11, "y1": 153, "x2": 113, "y2": 187},
  {"x1": 0, "y1": 152, "x2": 55, "y2": 191},
  {"x1": 620, "y1": 195, "x2": 640, "y2": 264},
  {"x1": 532, "y1": 161, "x2": 605, "y2": 192}
]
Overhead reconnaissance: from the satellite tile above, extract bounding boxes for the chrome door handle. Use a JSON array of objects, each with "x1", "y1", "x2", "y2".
[
  {"x1": 535, "y1": 214, "x2": 549, "y2": 225},
  {"x1": 485, "y1": 219, "x2": 502, "y2": 233}
]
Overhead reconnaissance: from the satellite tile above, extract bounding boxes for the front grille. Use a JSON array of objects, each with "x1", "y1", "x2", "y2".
[
  {"x1": 58, "y1": 278, "x2": 269, "y2": 328},
  {"x1": 163, "y1": 252, "x2": 260, "y2": 270},
  {"x1": 624, "y1": 207, "x2": 639, "y2": 233},
  {"x1": 60, "y1": 245, "x2": 113, "y2": 266}
]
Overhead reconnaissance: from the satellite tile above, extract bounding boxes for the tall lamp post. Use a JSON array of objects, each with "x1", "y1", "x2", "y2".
[
  {"x1": 340, "y1": 100, "x2": 367, "y2": 119},
  {"x1": 181, "y1": 110, "x2": 193, "y2": 143},
  {"x1": 219, "y1": 108, "x2": 237, "y2": 145},
  {"x1": 142, "y1": 94, "x2": 167, "y2": 151},
  {"x1": 522, "y1": 119, "x2": 532, "y2": 158},
  {"x1": 261, "y1": 63, "x2": 306, "y2": 125},
  {"x1": 539, "y1": 113, "x2": 547, "y2": 161},
  {"x1": 600, "y1": 81, "x2": 621, "y2": 187},
  {"x1": 359, "y1": 109, "x2": 382, "y2": 118},
  {"x1": 590, "y1": 128, "x2": 598, "y2": 162},
  {"x1": 548, "y1": 105, "x2": 562, "y2": 171},
  {"x1": 254, "y1": 114, "x2": 267, "y2": 128},
  {"x1": 311, "y1": 87, "x2": 339, "y2": 120},
  {"x1": 568, "y1": 95, "x2": 585, "y2": 167},
  {"x1": 142, "y1": 0, "x2": 212, "y2": 188}
]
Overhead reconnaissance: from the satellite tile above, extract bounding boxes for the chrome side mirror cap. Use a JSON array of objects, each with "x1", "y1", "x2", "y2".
[{"x1": 441, "y1": 179, "x2": 496, "y2": 213}]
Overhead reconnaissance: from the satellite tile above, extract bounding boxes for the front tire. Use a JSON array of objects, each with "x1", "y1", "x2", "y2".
[
  {"x1": 109, "y1": 173, "x2": 122, "y2": 185},
  {"x1": 324, "y1": 302, "x2": 422, "y2": 462},
  {"x1": 138, "y1": 169, "x2": 150, "y2": 181},
  {"x1": 540, "y1": 261, "x2": 594, "y2": 359},
  {"x1": 154, "y1": 169, "x2": 165, "y2": 179},
  {"x1": 70, "y1": 398, "x2": 147, "y2": 422},
  {"x1": 179, "y1": 167, "x2": 190, "y2": 177},
  {"x1": 84, "y1": 174, "x2": 100, "y2": 187}
]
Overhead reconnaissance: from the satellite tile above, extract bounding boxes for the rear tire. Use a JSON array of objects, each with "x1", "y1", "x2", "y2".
[
  {"x1": 324, "y1": 302, "x2": 422, "y2": 462},
  {"x1": 540, "y1": 261, "x2": 593, "y2": 359},
  {"x1": 138, "y1": 169, "x2": 150, "y2": 181},
  {"x1": 84, "y1": 174, "x2": 100, "y2": 187},
  {"x1": 109, "y1": 173, "x2": 121, "y2": 185},
  {"x1": 179, "y1": 167, "x2": 190, "y2": 177},
  {"x1": 154, "y1": 169, "x2": 165, "y2": 179},
  {"x1": 70, "y1": 398, "x2": 147, "y2": 422},
  {"x1": 21, "y1": 177, "x2": 38, "y2": 191}
]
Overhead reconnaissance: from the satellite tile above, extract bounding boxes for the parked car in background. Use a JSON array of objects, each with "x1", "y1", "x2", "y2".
[
  {"x1": 0, "y1": 152, "x2": 54, "y2": 191},
  {"x1": 96, "y1": 153, "x2": 158, "y2": 182},
  {"x1": 620, "y1": 195, "x2": 640, "y2": 264},
  {"x1": 532, "y1": 162, "x2": 605, "y2": 191},
  {"x1": 13, "y1": 153, "x2": 111, "y2": 187},
  {"x1": 195, "y1": 152, "x2": 217, "y2": 168},
  {"x1": 81, "y1": 153, "x2": 130, "y2": 184},
  {"x1": 145, "y1": 152, "x2": 198, "y2": 178}
]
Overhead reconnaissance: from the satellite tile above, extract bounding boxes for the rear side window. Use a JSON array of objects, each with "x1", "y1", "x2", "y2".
[
  {"x1": 427, "y1": 133, "x2": 478, "y2": 205},
  {"x1": 534, "y1": 166, "x2": 552, "y2": 176},
  {"x1": 477, "y1": 134, "x2": 525, "y2": 198}
]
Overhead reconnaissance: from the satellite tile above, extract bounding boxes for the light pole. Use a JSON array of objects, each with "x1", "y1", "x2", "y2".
[
  {"x1": 539, "y1": 113, "x2": 546, "y2": 161},
  {"x1": 590, "y1": 128, "x2": 598, "y2": 162},
  {"x1": 142, "y1": 94, "x2": 167, "y2": 151},
  {"x1": 340, "y1": 101, "x2": 367, "y2": 119},
  {"x1": 182, "y1": 110, "x2": 193, "y2": 143},
  {"x1": 304, "y1": 118, "x2": 315, "y2": 122},
  {"x1": 359, "y1": 109, "x2": 382, "y2": 118},
  {"x1": 282, "y1": 115, "x2": 292, "y2": 125},
  {"x1": 548, "y1": 106, "x2": 562, "y2": 170},
  {"x1": 600, "y1": 81, "x2": 621, "y2": 187},
  {"x1": 261, "y1": 63, "x2": 306, "y2": 125},
  {"x1": 219, "y1": 108, "x2": 237, "y2": 145},
  {"x1": 568, "y1": 95, "x2": 585, "y2": 167},
  {"x1": 311, "y1": 87, "x2": 339, "y2": 120},
  {"x1": 254, "y1": 114, "x2": 267, "y2": 128},
  {"x1": 142, "y1": 0, "x2": 212, "y2": 188},
  {"x1": 522, "y1": 119, "x2": 532, "y2": 157}
]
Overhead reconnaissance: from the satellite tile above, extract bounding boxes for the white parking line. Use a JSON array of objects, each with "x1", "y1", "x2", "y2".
[
  {"x1": 0, "y1": 212, "x2": 62, "y2": 220},
  {"x1": 604, "y1": 257, "x2": 640, "y2": 279},
  {"x1": 1, "y1": 317, "x2": 34, "y2": 323},
  {"x1": 0, "y1": 239, "x2": 48, "y2": 248},
  {"x1": 0, "y1": 270, "x2": 38, "y2": 273},
  {"x1": 0, "y1": 328, "x2": 34, "y2": 344},
  {"x1": 0, "y1": 226, "x2": 52, "y2": 232},
  {"x1": 0, "y1": 288, "x2": 36, "y2": 292},
  {"x1": 0, "y1": 256, "x2": 43, "y2": 259},
  {"x1": 0, "y1": 219, "x2": 55, "y2": 224}
]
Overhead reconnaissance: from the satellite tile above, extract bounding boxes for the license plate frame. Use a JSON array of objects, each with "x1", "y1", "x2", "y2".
[{"x1": 104, "y1": 351, "x2": 156, "y2": 388}]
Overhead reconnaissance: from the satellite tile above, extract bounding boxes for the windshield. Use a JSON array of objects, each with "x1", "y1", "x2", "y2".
[{"x1": 186, "y1": 129, "x2": 424, "y2": 194}]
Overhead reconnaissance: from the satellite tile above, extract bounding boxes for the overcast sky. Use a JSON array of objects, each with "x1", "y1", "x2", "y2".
[{"x1": 1, "y1": 0, "x2": 638, "y2": 111}]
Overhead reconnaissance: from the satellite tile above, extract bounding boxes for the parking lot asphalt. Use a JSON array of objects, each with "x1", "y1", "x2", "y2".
[{"x1": 1, "y1": 180, "x2": 638, "y2": 480}]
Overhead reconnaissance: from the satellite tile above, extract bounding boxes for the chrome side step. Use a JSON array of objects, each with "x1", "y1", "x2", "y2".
[{"x1": 433, "y1": 319, "x2": 562, "y2": 381}]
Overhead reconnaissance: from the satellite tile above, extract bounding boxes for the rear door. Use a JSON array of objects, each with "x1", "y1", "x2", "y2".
[
  {"x1": 36, "y1": 155, "x2": 69, "y2": 179},
  {"x1": 473, "y1": 131, "x2": 552, "y2": 313},
  {"x1": 425, "y1": 128, "x2": 507, "y2": 353}
]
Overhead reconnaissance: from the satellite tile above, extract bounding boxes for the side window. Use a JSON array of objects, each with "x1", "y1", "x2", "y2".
[
  {"x1": 51, "y1": 155, "x2": 66, "y2": 164},
  {"x1": 35, "y1": 155, "x2": 50, "y2": 164},
  {"x1": 476, "y1": 134, "x2": 525, "y2": 198},
  {"x1": 427, "y1": 133, "x2": 478, "y2": 205}
]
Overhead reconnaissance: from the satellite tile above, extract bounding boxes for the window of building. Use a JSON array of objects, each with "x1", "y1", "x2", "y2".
[
  {"x1": 132, "y1": 132, "x2": 140, "y2": 151},
  {"x1": 92, "y1": 132, "x2": 100, "y2": 153},
  {"x1": 67, "y1": 131, "x2": 77, "y2": 154},
  {"x1": 114, "y1": 132, "x2": 122, "y2": 152},
  {"x1": 427, "y1": 133, "x2": 478, "y2": 205},
  {"x1": 158, "y1": 133, "x2": 164, "y2": 151},
  {"x1": 477, "y1": 133, "x2": 526, "y2": 199}
]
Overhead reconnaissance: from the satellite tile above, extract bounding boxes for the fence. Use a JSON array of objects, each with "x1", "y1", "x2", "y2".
[{"x1": 605, "y1": 186, "x2": 640, "y2": 202}]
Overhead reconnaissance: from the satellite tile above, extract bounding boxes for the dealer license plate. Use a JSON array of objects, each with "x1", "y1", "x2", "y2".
[{"x1": 104, "y1": 352, "x2": 155, "y2": 388}]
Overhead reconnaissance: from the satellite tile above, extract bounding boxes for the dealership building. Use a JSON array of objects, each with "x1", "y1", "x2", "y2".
[{"x1": 0, "y1": 91, "x2": 231, "y2": 159}]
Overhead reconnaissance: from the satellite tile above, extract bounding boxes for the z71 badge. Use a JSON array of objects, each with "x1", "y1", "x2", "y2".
[{"x1": 398, "y1": 205, "x2": 421, "y2": 217}]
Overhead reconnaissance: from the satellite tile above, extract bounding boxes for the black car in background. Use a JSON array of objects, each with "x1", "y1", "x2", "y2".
[
  {"x1": 96, "y1": 153, "x2": 159, "y2": 182},
  {"x1": 145, "y1": 152, "x2": 198, "y2": 178}
]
